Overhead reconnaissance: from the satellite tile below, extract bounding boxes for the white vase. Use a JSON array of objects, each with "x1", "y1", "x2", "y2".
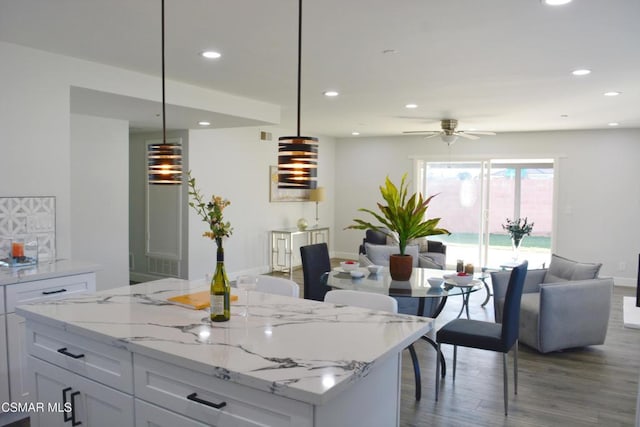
[{"x1": 511, "y1": 237, "x2": 524, "y2": 261}]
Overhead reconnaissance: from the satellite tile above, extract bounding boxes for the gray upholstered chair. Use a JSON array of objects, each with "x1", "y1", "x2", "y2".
[{"x1": 491, "y1": 254, "x2": 613, "y2": 353}]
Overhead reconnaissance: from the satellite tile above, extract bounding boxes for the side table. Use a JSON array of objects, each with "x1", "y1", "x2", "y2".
[{"x1": 270, "y1": 226, "x2": 330, "y2": 279}]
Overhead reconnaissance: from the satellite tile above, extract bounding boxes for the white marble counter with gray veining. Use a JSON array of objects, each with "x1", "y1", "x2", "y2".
[
  {"x1": 16, "y1": 278, "x2": 433, "y2": 405},
  {"x1": 0, "y1": 259, "x2": 100, "y2": 286}
]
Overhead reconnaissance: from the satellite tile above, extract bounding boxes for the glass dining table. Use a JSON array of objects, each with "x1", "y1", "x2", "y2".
[{"x1": 324, "y1": 266, "x2": 483, "y2": 381}]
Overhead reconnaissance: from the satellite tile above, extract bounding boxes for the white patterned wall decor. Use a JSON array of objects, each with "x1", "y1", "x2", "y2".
[{"x1": 0, "y1": 197, "x2": 56, "y2": 262}]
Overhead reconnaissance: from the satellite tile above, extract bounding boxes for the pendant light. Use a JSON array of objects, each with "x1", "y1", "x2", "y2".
[
  {"x1": 148, "y1": 0, "x2": 182, "y2": 185},
  {"x1": 277, "y1": 0, "x2": 318, "y2": 190}
]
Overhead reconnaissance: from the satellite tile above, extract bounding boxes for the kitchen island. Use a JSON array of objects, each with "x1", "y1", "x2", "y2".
[{"x1": 17, "y1": 278, "x2": 432, "y2": 427}]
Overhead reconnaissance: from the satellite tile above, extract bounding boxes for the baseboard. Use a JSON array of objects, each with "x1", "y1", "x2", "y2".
[
  {"x1": 129, "y1": 271, "x2": 169, "y2": 283},
  {"x1": 613, "y1": 276, "x2": 636, "y2": 287}
]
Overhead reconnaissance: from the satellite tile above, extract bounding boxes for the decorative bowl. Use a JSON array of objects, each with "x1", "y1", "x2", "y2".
[
  {"x1": 350, "y1": 270, "x2": 365, "y2": 279},
  {"x1": 427, "y1": 277, "x2": 444, "y2": 287},
  {"x1": 340, "y1": 261, "x2": 360, "y2": 272},
  {"x1": 367, "y1": 265, "x2": 383, "y2": 275},
  {"x1": 451, "y1": 274, "x2": 473, "y2": 286},
  {"x1": 443, "y1": 273, "x2": 458, "y2": 280}
]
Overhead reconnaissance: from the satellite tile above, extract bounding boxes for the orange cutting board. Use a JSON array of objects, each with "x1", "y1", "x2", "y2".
[{"x1": 167, "y1": 290, "x2": 238, "y2": 310}]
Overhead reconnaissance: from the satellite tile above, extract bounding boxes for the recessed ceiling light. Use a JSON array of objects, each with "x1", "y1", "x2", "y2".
[
  {"x1": 200, "y1": 51, "x2": 221, "y2": 59},
  {"x1": 323, "y1": 90, "x2": 339, "y2": 97},
  {"x1": 604, "y1": 91, "x2": 621, "y2": 96},
  {"x1": 351, "y1": 131, "x2": 360, "y2": 136},
  {"x1": 405, "y1": 104, "x2": 418, "y2": 109},
  {"x1": 542, "y1": 0, "x2": 572, "y2": 5},
  {"x1": 608, "y1": 122, "x2": 619, "y2": 126},
  {"x1": 560, "y1": 114, "x2": 569, "y2": 118},
  {"x1": 198, "y1": 121, "x2": 211, "y2": 126},
  {"x1": 382, "y1": 49, "x2": 398, "y2": 55},
  {"x1": 571, "y1": 69, "x2": 591, "y2": 76}
]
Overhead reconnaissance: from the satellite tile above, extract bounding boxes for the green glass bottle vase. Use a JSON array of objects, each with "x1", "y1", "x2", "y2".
[{"x1": 210, "y1": 238, "x2": 230, "y2": 322}]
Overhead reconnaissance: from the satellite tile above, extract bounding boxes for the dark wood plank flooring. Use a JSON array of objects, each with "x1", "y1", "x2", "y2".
[{"x1": 280, "y1": 261, "x2": 640, "y2": 426}]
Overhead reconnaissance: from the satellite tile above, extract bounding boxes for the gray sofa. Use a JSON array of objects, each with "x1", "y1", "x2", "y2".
[
  {"x1": 357, "y1": 228, "x2": 447, "y2": 269},
  {"x1": 491, "y1": 254, "x2": 613, "y2": 353}
]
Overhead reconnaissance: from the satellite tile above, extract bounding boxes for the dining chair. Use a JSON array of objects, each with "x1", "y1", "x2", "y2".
[
  {"x1": 256, "y1": 275, "x2": 300, "y2": 298},
  {"x1": 435, "y1": 261, "x2": 528, "y2": 415},
  {"x1": 324, "y1": 289, "x2": 424, "y2": 401},
  {"x1": 300, "y1": 243, "x2": 332, "y2": 301}
]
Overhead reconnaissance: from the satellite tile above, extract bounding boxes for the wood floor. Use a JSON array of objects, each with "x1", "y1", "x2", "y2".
[{"x1": 283, "y1": 261, "x2": 640, "y2": 427}]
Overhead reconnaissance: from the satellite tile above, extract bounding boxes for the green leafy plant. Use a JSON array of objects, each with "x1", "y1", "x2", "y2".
[
  {"x1": 346, "y1": 173, "x2": 449, "y2": 255},
  {"x1": 188, "y1": 171, "x2": 233, "y2": 247},
  {"x1": 502, "y1": 217, "x2": 534, "y2": 243}
]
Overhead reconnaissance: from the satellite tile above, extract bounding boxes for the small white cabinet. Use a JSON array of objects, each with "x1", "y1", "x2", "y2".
[
  {"x1": 29, "y1": 356, "x2": 134, "y2": 427},
  {"x1": 5, "y1": 272, "x2": 96, "y2": 403}
]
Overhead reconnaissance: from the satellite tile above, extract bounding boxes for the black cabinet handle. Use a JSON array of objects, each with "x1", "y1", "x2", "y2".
[
  {"x1": 57, "y1": 347, "x2": 85, "y2": 359},
  {"x1": 186, "y1": 392, "x2": 227, "y2": 409},
  {"x1": 42, "y1": 288, "x2": 67, "y2": 295},
  {"x1": 70, "y1": 391, "x2": 82, "y2": 426},
  {"x1": 62, "y1": 387, "x2": 72, "y2": 422}
]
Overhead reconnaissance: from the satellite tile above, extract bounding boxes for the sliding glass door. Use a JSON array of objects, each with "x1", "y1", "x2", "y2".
[{"x1": 417, "y1": 159, "x2": 553, "y2": 269}]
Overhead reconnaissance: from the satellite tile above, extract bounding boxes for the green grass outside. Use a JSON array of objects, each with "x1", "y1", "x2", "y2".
[{"x1": 433, "y1": 233, "x2": 551, "y2": 249}]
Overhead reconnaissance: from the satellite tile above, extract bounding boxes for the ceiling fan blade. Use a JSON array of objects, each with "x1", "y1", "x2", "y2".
[
  {"x1": 456, "y1": 132, "x2": 480, "y2": 140},
  {"x1": 402, "y1": 130, "x2": 439, "y2": 134},
  {"x1": 423, "y1": 133, "x2": 441, "y2": 140},
  {"x1": 464, "y1": 131, "x2": 496, "y2": 135}
]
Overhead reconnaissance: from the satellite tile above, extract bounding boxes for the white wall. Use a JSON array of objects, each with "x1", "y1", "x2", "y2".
[
  {"x1": 187, "y1": 127, "x2": 336, "y2": 281},
  {"x1": 334, "y1": 129, "x2": 640, "y2": 284},
  {"x1": 70, "y1": 114, "x2": 130, "y2": 290}
]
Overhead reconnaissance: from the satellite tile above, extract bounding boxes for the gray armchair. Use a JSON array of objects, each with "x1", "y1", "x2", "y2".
[{"x1": 491, "y1": 255, "x2": 613, "y2": 353}]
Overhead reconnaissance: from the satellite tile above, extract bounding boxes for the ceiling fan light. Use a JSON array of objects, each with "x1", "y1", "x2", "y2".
[
  {"x1": 441, "y1": 134, "x2": 458, "y2": 145},
  {"x1": 542, "y1": 0, "x2": 572, "y2": 5}
]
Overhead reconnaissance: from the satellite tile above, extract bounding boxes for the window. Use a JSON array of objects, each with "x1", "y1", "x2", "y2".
[{"x1": 416, "y1": 158, "x2": 554, "y2": 269}]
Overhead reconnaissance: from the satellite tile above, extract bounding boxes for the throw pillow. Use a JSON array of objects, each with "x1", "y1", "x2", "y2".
[
  {"x1": 543, "y1": 253, "x2": 602, "y2": 283},
  {"x1": 408, "y1": 237, "x2": 430, "y2": 253},
  {"x1": 364, "y1": 243, "x2": 419, "y2": 267}
]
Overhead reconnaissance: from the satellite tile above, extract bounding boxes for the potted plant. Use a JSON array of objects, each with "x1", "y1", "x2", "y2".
[
  {"x1": 502, "y1": 217, "x2": 534, "y2": 261},
  {"x1": 346, "y1": 173, "x2": 449, "y2": 280}
]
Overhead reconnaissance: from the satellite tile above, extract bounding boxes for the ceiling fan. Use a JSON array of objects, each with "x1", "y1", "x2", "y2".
[{"x1": 403, "y1": 119, "x2": 496, "y2": 145}]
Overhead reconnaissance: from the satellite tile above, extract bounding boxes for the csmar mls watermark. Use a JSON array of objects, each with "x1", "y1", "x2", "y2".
[{"x1": 1, "y1": 401, "x2": 72, "y2": 413}]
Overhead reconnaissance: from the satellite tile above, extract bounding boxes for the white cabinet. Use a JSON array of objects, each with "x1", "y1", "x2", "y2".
[
  {"x1": 134, "y1": 354, "x2": 313, "y2": 427},
  {"x1": 135, "y1": 399, "x2": 210, "y2": 427},
  {"x1": 7, "y1": 313, "x2": 28, "y2": 402},
  {"x1": 0, "y1": 289, "x2": 8, "y2": 404},
  {"x1": 5, "y1": 272, "x2": 96, "y2": 403},
  {"x1": 29, "y1": 356, "x2": 134, "y2": 427}
]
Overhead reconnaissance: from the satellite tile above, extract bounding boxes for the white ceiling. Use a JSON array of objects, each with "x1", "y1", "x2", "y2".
[{"x1": 1, "y1": 0, "x2": 639, "y2": 137}]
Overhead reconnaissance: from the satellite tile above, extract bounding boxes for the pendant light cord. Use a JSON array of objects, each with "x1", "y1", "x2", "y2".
[
  {"x1": 161, "y1": 0, "x2": 167, "y2": 143},
  {"x1": 296, "y1": 0, "x2": 302, "y2": 136}
]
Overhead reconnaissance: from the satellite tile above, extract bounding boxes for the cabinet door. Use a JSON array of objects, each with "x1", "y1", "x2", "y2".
[
  {"x1": 0, "y1": 313, "x2": 9, "y2": 404},
  {"x1": 29, "y1": 356, "x2": 134, "y2": 427},
  {"x1": 135, "y1": 399, "x2": 209, "y2": 427},
  {"x1": 7, "y1": 312, "x2": 29, "y2": 402}
]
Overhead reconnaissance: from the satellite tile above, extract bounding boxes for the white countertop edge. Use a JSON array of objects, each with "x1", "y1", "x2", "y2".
[
  {"x1": 17, "y1": 305, "x2": 433, "y2": 406},
  {"x1": 0, "y1": 259, "x2": 101, "y2": 286}
]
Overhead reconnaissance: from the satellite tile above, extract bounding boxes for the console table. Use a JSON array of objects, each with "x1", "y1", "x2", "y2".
[{"x1": 270, "y1": 226, "x2": 329, "y2": 278}]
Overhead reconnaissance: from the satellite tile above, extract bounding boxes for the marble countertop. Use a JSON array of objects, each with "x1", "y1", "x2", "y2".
[
  {"x1": 16, "y1": 278, "x2": 433, "y2": 405},
  {"x1": 0, "y1": 259, "x2": 101, "y2": 286}
]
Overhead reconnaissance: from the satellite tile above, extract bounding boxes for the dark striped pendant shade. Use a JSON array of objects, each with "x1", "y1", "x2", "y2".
[
  {"x1": 148, "y1": 142, "x2": 182, "y2": 185},
  {"x1": 278, "y1": 136, "x2": 318, "y2": 189}
]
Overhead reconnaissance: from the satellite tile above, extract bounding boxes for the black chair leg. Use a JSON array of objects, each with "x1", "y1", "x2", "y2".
[
  {"x1": 422, "y1": 336, "x2": 446, "y2": 377},
  {"x1": 407, "y1": 344, "x2": 421, "y2": 401},
  {"x1": 503, "y1": 352, "x2": 509, "y2": 416}
]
